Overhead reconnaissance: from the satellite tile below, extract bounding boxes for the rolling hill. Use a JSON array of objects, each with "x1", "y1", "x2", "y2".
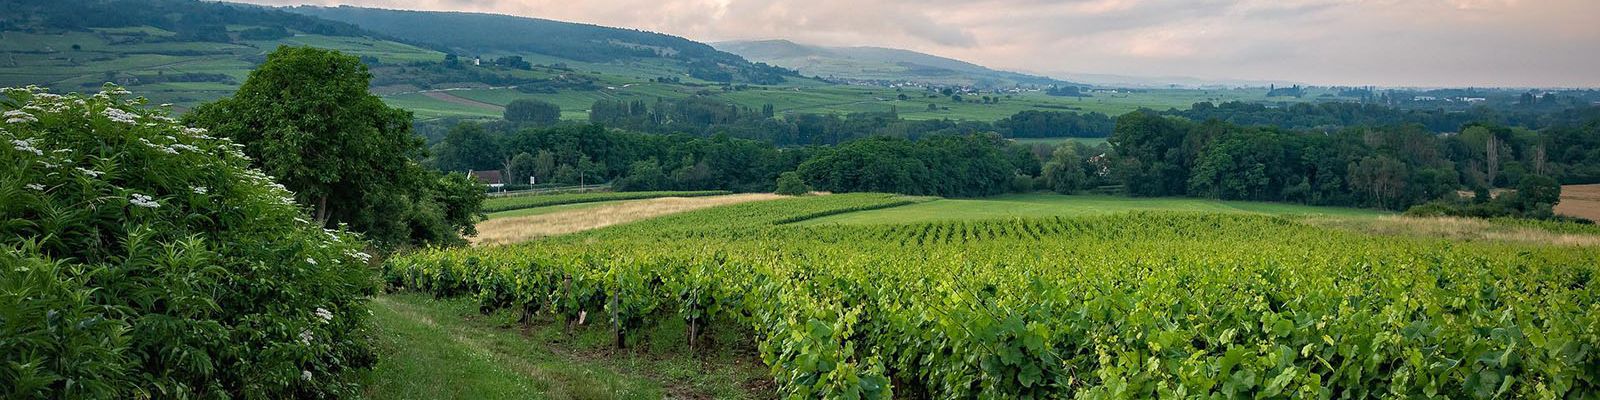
[
  {"x1": 285, "y1": 6, "x2": 796, "y2": 85},
  {"x1": 0, "y1": 0, "x2": 1285, "y2": 123},
  {"x1": 714, "y1": 39, "x2": 1072, "y2": 89}
]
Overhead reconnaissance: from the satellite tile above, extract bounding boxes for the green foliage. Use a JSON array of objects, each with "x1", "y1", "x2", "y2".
[
  {"x1": 482, "y1": 190, "x2": 732, "y2": 213},
  {"x1": 995, "y1": 110, "x2": 1114, "y2": 138},
  {"x1": 188, "y1": 46, "x2": 483, "y2": 249},
  {"x1": 614, "y1": 160, "x2": 669, "y2": 192},
  {"x1": 1040, "y1": 143, "x2": 1086, "y2": 193},
  {"x1": 429, "y1": 123, "x2": 503, "y2": 172},
  {"x1": 798, "y1": 134, "x2": 1022, "y2": 197},
  {"x1": 0, "y1": 86, "x2": 375, "y2": 398},
  {"x1": 775, "y1": 171, "x2": 810, "y2": 196},
  {"x1": 505, "y1": 152, "x2": 538, "y2": 186},
  {"x1": 503, "y1": 99, "x2": 561, "y2": 125},
  {"x1": 385, "y1": 194, "x2": 1600, "y2": 398},
  {"x1": 1403, "y1": 175, "x2": 1566, "y2": 221}
]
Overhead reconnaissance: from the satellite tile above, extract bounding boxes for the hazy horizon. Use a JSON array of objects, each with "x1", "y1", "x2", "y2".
[{"x1": 232, "y1": 0, "x2": 1600, "y2": 88}]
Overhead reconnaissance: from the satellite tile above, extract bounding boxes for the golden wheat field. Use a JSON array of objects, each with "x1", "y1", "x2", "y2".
[{"x1": 1557, "y1": 184, "x2": 1600, "y2": 222}]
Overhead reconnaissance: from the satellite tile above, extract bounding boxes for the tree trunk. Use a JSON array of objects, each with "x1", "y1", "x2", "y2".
[
  {"x1": 1486, "y1": 134, "x2": 1499, "y2": 187},
  {"x1": 315, "y1": 195, "x2": 330, "y2": 226}
]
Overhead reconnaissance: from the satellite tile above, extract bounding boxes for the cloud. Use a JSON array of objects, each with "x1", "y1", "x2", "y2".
[{"x1": 236, "y1": 0, "x2": 1600, "y2": 87}]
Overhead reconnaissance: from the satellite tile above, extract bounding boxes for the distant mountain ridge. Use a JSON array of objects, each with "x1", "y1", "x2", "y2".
[
  {"x1": 286, "y1": 6, "x2": 795, "y2": 84},
  {"x1": 714, "y1": 39, "x2": 1073, "y2": 89}
]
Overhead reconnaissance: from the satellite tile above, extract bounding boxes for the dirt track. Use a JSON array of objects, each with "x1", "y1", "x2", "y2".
[
  {"x1": 472, "y1": 194, "x2": 785, "y2": 246},
  {"x1": 1556, "y1": 184, "x2": 1600, "y2": 222}
]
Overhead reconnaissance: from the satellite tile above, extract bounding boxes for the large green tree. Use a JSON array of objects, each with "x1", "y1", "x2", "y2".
[
  {"x1": 430, "y1": 122, "x2": 502, "y2": 172},
  {"x1": 1041, "y1": 143, "x2": 1086, "y2": 194},
  {"x1": 188, "y1": 46, "x2": 483, "y2": 248}
]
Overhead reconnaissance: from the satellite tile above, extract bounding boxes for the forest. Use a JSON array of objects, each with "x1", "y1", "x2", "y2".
[{"x1": 423, "y1": 91, "x2": 1600, "y2": 218}]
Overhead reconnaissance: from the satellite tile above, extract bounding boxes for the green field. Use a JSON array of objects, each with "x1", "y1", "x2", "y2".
[
  {"x1": 389, "y1": 193, "x2": 1600, "y2": 398},
  {"x1": 797, "y1": 193, "x2": 1387, "y2": 225},
  {"x1": 0, "y1": 28, "x2": 445, "y2": 106}
]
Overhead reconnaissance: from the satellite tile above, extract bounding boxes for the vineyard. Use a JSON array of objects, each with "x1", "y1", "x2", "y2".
[{"x1": 386, "y1": 193, "x2": 1600, "y2": 398}]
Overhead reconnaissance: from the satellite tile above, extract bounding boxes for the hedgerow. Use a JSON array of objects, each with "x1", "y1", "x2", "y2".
[{"x1": 1, "y1": 85, "x2": 375, "y2": 399}]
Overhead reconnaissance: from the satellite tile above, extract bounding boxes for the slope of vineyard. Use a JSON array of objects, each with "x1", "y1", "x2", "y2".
[{"x1": 385, "y1": 193, "x2": 1600, "y2": 398}]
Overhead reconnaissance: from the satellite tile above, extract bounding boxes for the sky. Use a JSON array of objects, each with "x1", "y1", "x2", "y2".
[{"x1": 236, "y1": 0, "x2": 1600, "y2": 88}]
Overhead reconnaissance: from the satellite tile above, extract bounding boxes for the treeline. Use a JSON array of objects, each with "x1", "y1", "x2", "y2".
[
  {"x1": 587, "y1": 96, "x2": 1113, "y2": 145},
  {"x1": 430, "y1": 123, "x2": 811, "y2": 192},
  {"x1": 1163, "y1": 100, "x2": 1590, "y2": 133},
  {"x1": 1100, "y1": 109, "x2": 1597, "y2": 212},
  {"x1": 428, "y1": 122, "x2": 1039, "y2": 196},
  {"x1": 797, "y1": 134, "x2": 1034, "y2": 197}
]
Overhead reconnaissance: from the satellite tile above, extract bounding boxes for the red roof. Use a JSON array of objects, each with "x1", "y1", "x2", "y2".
[{"x1": 469, "y1": 170, "x2": 503, "y2": 185}]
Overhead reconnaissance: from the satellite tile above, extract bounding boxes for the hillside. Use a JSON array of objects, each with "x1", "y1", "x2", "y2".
[
  {"x1": 286, "y1": 6, "x2": 795, "y2": 85},
  {"x1": 0, "y1": 0, "x2": 1289, "y2": 122},
  {"x1": 715, "y1": 39, "x2": 1071, "y2": 89},
  {"x1": 0, "y1": 0, "x2": 449, "y2": 106}
]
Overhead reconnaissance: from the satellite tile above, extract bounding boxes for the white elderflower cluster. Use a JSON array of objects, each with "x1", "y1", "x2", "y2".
[
  {"x1": 306, "y1": 257, "x2": 318, "y2": 265},
  {"x1": 315, "y1": 307, "x2": 334, "y2": 323},
  {"x1": 191, "y1": 186, "x2": 208, "y2": 195},
  {"x1": 4, "y1": 110, "x2": 37, "y2": 124},
  {"x1": 129, "y1": 193, "x2": 159, "y2": 208},
  {"x1": 11, "y1": 138, "x2": 42, "y2": 155},
  {"x1": 102, "y1": 107, "x2": 139, "y2": 125},
  {"x1": 25, "y1": 183, "x2": 45, "y2": 191},
  {"x1": 298, "y1": 329, "x2": 315, "y2": 345},
  {"x1": 77, "y1": 167, "x2": 103, "y2": 178},
  {"x1": 99, "y1": 86, "x2": 132, "y2": 96},
  {"x1": 345, "y1": 249, "x2": 373, "y2": 263}
]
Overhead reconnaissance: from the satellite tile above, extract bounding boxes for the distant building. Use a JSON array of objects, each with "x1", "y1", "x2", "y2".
[
  {"x1": 468, "y1": 170, "x2": 504, "y2": 190},
  {"x1": 472, "y1": 56, "x2": 482, "y2": 66}
]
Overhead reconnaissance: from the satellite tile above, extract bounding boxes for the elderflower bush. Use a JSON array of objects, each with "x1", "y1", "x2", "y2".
[{"x1": 1, "y1": 85, "x2": 376, "y2": 399}]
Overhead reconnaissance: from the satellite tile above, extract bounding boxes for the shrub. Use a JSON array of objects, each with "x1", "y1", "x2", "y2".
[
  {"x1": 774, "y1": 171, "x2": 810, "y2": 196},
  {"x1": 1, "y1": 86, "x2": 375, "y2": 399}
]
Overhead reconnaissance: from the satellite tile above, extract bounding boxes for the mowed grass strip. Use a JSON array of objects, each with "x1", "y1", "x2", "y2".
[
  {"x1": 363, "y1": 294, "x2": 661, "y2": 400},
  {"x1": 796, "y1": 193, "x2": 1388, "y2": 225},
  {"x1": 473, "y1": 193, "x2": 786, "y2": 245},
  {"x1": 483, "y1": 190, "x2": 732, "y2": 213}
]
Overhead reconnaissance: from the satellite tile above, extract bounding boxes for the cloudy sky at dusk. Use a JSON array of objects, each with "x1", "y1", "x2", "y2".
[{"x1": 236, "y1": 0, "x2": 1600, "y2": 87}]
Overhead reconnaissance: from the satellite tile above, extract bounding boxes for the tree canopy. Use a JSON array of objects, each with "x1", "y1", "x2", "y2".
[{"x1": 188, "y1": 46, "x2": 483, "y2": 248}]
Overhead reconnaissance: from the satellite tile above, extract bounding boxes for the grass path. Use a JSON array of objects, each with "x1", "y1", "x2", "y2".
[
  {"x1": 365, "y1": 293, "x2": 769, "y2": 399},
  {"x1": 364, "y1": 294, "x2": 658, "y2": 400}
]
